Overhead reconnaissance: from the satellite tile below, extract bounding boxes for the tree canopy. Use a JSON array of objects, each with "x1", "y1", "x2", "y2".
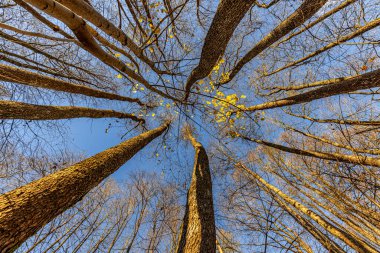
[{"x1": 1, "y1": 0, "x2": 380, "y2": 252}]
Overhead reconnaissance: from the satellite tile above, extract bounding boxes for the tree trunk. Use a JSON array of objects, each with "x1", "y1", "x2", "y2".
[
  {"x1": 238, "y1": 163, "x2": 378, "y2": 253},
  {"x1": 0, "y1": 100, "x2": 144, "y2": 122},
  {"x1": 0, "y1": 64, "x2": 143, "y2": 105},
  {"x1": 176, "y1": 133, "x2": 216, "y2": 253},
  {"x1": 184, "y1": 0, "x2": 255, "y2": 100},
  {"x1": 226, "y1": 0, "x2": 327, "y2": 83},
  {"x1": 0, "y1": 122, "x2": 169, "y2": 251},
  {"x1": 51, "y1": 0, "x2": 162, "y2": 72},
  {"x1": 54, "y1": 0, "x2": 168, "y2": 75},
  {"x1": 21, "y1": 0, "x2": 177, "y2": 102},
  {"x1": 274, "y1": 194, "x2": 346, "y2": 253},
  {"x1": 243, "y1": 67, "x2": 380, "y2": 112}
]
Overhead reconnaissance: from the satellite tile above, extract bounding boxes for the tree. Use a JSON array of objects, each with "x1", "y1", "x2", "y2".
[
  {"x1": 1, "y1": 0, "x2": 380, "y2": 252},
  {"x1": 0, "y1": 122, "x2": 169, "y2": 251},
  {"x1": 176, "y1": 127, "x2": 216, "y2": 253}
]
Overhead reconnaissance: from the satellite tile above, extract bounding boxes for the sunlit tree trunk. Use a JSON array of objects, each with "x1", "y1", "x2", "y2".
[
  {"x1": 54, "y1": 0, "x2": 165, "y2": 74},
  {"x1": 243, "y1": 68, "x2": 380, "y2": 111},
  {"x1": 226, "y1": 0, "x2": 328, "y2": 83},
  {"x1": 0, "y1": 100, "x2": 144, "y2": 122},
  {"x1": 238, "y1": 163, "x2": 378, "y2": 253},
  {"x1": 184, "y1": 0, "x2": 255, "y2": 100},
  {"x1": 0, "y1": 64, "x2": 144, "y2": 105},
  {"x1": 176, "y1": 131, "x2": 216, "y2": 253},
  {"x1": 0, "y1": 122, "x2": 169, "y2": 251}
]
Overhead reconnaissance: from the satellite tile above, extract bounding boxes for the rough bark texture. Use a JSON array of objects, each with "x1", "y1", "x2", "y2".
[
  {"x1": 274, "y1": 0, "x2": 357, "y2": 47},
  {"x1": 23, "y1": 0, "x2": 177, "y2": 101},
  {"x1": 238, "y1": 163, "x2": 378, "y2": 253},
  {"x1": 55, "y1": 0, "x2": 166, "y2": 74},
  {"x1": 0, "y1": 64, "x2": 143, "y2": 105},
  {"x1": 0, "y1": 122, "x2": 169, "y2": 251},
  {"x1": 0, "y1": 100, "x2": 144, "y2": 122},
  {"x1": 243, "y1": 68, "x2": 380, "y2": 111},
  {"x1": 176, "y1": 134, "x2": 216, "y2": 253},
  {"x1": 184, "y1": 0, "x2": 255, "y2": 100},
  {"x1": 225, "y1": 0, "x2": 327, "y2": 83}
]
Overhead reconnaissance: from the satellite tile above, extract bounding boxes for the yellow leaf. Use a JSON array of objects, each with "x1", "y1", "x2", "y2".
[
  {"x1": 240, "y1": 95, "x2": 246, "y2": 99},
  {"x1": 151, "y1": 113, "x2": 156, "y2": 117},
  {"x1": 116, "y1": 74, "x2": 123, "y2": 79},
  {"x1": 115, "y1": 53, "x2": 121, "y2": 57}
]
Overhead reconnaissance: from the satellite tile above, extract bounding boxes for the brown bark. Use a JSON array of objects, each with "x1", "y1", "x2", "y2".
[
  {"x1": 274, "y1": 0, "x2": 357, "y2": 47},
  {"x1": 0, "y1": 100, "x2": 144, "y2": 122},
  {"x1": 275, "y1": 154, "x2": 380, "y2": 229},
  {"x1": 176, "y1": 132, "x2": 216, "y2": 253},
  {"x1": 270, "y1": 160, "x2": 380, "y2": 246},
  {"x1": 0, "y1": 122, "x2": 169, "y2": 251},
  {"x1": 54, "y1": 0, "x2": 168, "y2": 75},
  {"x1": 237, "y1": 163, "x2": 378, "y2": 253},
  {"x1": 23, "y1": 0, "x2": 178, "y2": 101},
  {"x1": 225, "y1": 0, "x2": 327, "y2": 84},
  {"x1": 0, "y1": 53, "x2": 90, "y2": 85},
  {"x1": 0, "y1": 64, "x2": 144, "y2": 105},
  {"x1": 242, "y1": 68, "x2": 380, "y2": 111},
  {"x1": 14, "y1": 0, "x2": 74, "y2": 39},
  {"x1": 269, "y1": 74, "x2": 357, "y2": 93},
  {"x1": 183, "y1": 0, "x2": 255, "y2": 100},
  {"x1": 273, "y1": 196, "x2": 346, "y2": 253}
]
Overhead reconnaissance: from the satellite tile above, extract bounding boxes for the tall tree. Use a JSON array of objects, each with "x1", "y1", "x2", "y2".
[
  {"x1": 1, "y1": 0, "x2": 380, "y2": 251},
  {"x1": 176, "y1": 128, "x2": 216, "y2": 253},
  {"x1": 0, "y1": 64, "x2": 144, "y2": 105},
  {"x1": 0, "y1": 122, "x2": 169, "y2": 251},
  {"x1": 0, "y1": 100, "x2": 144, "y2": 122},
  {"x1": 183, "y1": 0, "x2": 255, "y2": 100}
]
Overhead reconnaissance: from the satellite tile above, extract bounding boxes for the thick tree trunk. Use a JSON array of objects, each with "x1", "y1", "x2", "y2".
[
  {"x1": 0, "y1": 64, "x2": 144, "y2": 105},
  {"x1": 0, "y1": 100, "x2": 144, "y2": 122},
  {"x1": 0, "y1": 122, "x2": 169, "y2": 251},
  {"x1": 225, "y1": 0, "x2": 327, "y2": 83},
  {"x1": 176, "y1": 133, "x2": 216, "y2": 253},
  {"x1": 183, "y1": 0, "x2": 255, "y2": 100},
  {"x1": 238, "y1": 163, "x2": 379, "y2": 253}
]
